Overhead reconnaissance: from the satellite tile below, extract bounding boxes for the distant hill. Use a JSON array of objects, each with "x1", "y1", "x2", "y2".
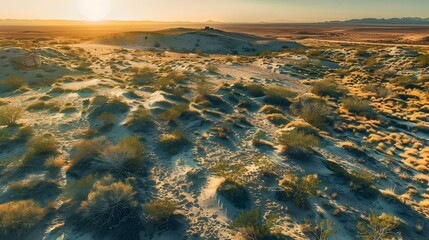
[
  {"x1": 97, "y1": 27, "x2": 304, "y2": 55},
  {"x1": 324, "y1": 17, "x2": 429, "y2": 25}
]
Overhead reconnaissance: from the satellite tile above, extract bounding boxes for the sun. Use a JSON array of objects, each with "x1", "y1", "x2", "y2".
[{"x1": 77, "y1": 0, "x2": 112, "y2": 22}]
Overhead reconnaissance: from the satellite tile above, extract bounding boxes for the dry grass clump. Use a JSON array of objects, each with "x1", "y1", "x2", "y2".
[
  {"x1": 230, "y1": 208, "x2": 273, "y2": 240},
  {"x1": 278, "y1": 130, "x2": 319, "y2": 157},
  {"x1": 26, "y1": 134, "x2": 59, "y2": 158},
  {"x1": 277, "y1": 172, "x2": 320, "y2": 208},
  {"x1": 342, "y1": 97, "x2": 374, "y2": 117},
  {"x1": 160, "y1": 103, "x2": 190, "y2": 122},
  {"x1": 44, "y1": 156, "x2": 67, "y2": 169},
  {"x1": 94, "y1": 136, "x2": 146, "y2": 178},
  {"x1": 263, "y1": 86, "x2": 297, "y2": 107},
  {"x1": 217, "y1": 178, "x2": 250, "y2": 209},
  {"x1": 0, "y1": 200, "x2": 46, "y2": 237},
  {"x1": 195, "y1": 81, "x2": 215, "y2": 96},
  {"x1": 87, "y1": 95, "x2": 129, "y2": 118},
  {"x1": 130, "y1": 67, "x2": 156, "y2": 85},
  {"x1": 158, "y1": 130, "x2": 188, "y2": 154},
  {"x1": 69, "y1": 136, "x2": 145, "y2": 178},
  {"x1": 291, "y1": 96, "x2": 333, "y2": 128},
  {"x1": 8, "y1": 177, "x2": 60, "y2": 199},
  {"x1": 259, "y1": 105, "x2": 282, "y2": 114},
  {"x1": 244, "y1": 84, "x2": 265, "y2": 97},
  {"x1": 71, "y1": 176, "x2": 142, "y2": 238},
  {"x1": 0, "y1": 105, "x2": 23, "y2": 126},
  {"x1": 0, "y1": 76, "x2": 27, "y2": 93},
  {"x1": 265, "y1": 114, "x2": 289, "y2": 125},
  {"x1": 417, "y1": 54, "x2": 429, "y2": 68},
  {"x1": 125, "y1": 107, "x2": 155, "y2": 132},
  {"x1": 143, "y1": 199, "x2": 178, "y2": 224},
  {"x1": 357, "y1": 211, "x2": 400, "y2": 240},
  {"x1": 311, "y1": 79, "x2": 346, "y2": 98}
]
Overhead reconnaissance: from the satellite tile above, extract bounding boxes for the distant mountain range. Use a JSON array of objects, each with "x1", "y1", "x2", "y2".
[{"x1": 324, "y1": 17, "x2": 429, "y2": 25}]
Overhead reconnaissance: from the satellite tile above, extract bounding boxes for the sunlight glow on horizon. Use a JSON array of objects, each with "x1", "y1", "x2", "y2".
[{"x1": 0, "y1": 0, "x2": 428, "y2": 23}]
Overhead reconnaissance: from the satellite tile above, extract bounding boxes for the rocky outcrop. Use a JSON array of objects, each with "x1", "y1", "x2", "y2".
[{"x1": 11, "y1": 53, "x2": 42, "y2": 68}]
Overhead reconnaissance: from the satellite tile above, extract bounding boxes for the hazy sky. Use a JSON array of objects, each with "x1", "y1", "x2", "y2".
[{"x1": 0, "y1": 0, "x2": 428, "y2": 22}]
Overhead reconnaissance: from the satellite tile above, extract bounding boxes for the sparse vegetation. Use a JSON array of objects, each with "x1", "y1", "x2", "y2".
[
  {"x1": 0, "y1": 200, "x2": 46, "y2": 237},
  {"x1": 217, "y1": 178, "x2": 250, "y2": 209},
  {"x1": 357, "y1": 211, "x2": 400, "y2": 240},
  {"x1": 278, "y1": 130, "x2": 319, "y2": 157},
  {"x1": 311, "y1": 79, "x2": 346, "y2": 97},
  {"x1": 143, "y1": 199, "x2": 178, "y2": 224},
  {"x1": 231, "y1": 208, "x2": 273, "y2": 240},
  {"x1": 277, "y1": 172, "x2": 320, "y2": 208},
  {"x1": 342, "y1": 97, "x2": 374, "y2": 117},
  {"x1": 301, "y1": 219, "x2": 335, "y2": 240},
  {"x1": 0, "y1": 105, "x2": 23, "y2": 126},
  {"x1": 158, "y1": 129, "x2": 188, "y2": 154}
]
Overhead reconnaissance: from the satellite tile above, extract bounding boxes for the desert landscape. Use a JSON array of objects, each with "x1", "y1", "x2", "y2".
[{"x1": 1, "y1": 4, "x2": 429, "y2": 240}]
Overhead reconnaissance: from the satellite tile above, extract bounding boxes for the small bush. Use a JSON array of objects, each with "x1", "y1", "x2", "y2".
[
  {"x1": 160, "y1": 103, "x2": 190, "y2": 122},
  {"x1": 230, "y1": 208, "x2": 272, "y2": 240},
  {"x1": 0, "y1": 105, "x2": 23, "y2": 126},
  {"x1": 26, "y1": 135, "x2": 59, "y2": 157},
  {"x1": 278, "y1": 172, "x2": 320, "y2": 208},
  {"x1": 68, "y1": 138, "x2": 107, "y2": 175},
  {"x1": 158, "y1": 130, "x2": 188, "y2": 154},
  {"x1": 130, "y1": 67, "x2": 156, "y2": 85},
  {"x1": 263, "y1": 86, "x2": 297, "y2": 107},
  {"x1": 357, "y1": 210, "x2": 400, "y2": 240},
  {"x1": 417, "y1": 54, "x2": 429, "y2": 68},
  {"x1": 291, "y1": 96, "x2": 333, "y2": 128},
  {"x1": 217, "y1": 178, "x2": 250, "y2": 209},
  {"x1": 342, "y1": 97, "x2": 373, "y2": 117},
  {"x1": 0, "y1": 200, "x2": 46, "y2": 237},
  {"x1": 265, "y1": 114, "x2": 289, "y2": 125},
  {"x1": 278, "y1": 130, "x2": 319, "y2": 157},
  {"x1": 195, "y1": 81, "x2": 214, "y2": 96},
  {"x1": 93, "y1": 136, "x2": 146, "y2": 178},
  {"x1": 88, "y1": 95, "x2": 129, "y2": 118},
  {"x1": 143, "y1": 199, "x2": 177, "y2": 223},
  {"x1": 311, "y1": 79, "x2": 346, "y2": 97},
  {"x1": 206, "y1": 64, "x2": 218, "y2": 73},
  {"x1": 259, "y1": 105, "x2": 282, "y2": 114},
  {"x1": 245, "y1": 84, "x2": 265, "y2": 97},
  {"x1": 349, "y1": 170, "x2": 376, "y2": 195},
  {"x1": 301, "y1": 219, "x2": 335, "y2": 240},
  {"x1": 77, "y1": 177, "x2": 141, "y2": 238},
  {"x1": 125, "y1": 107, "x2": 155, "y2": 132}
]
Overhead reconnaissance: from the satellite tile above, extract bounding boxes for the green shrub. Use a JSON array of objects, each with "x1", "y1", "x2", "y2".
[
  {"x1": 9, "y1": 178, "x2": 60, "y2": 199},
  {"x1": 278, "y1": 130, "x2": 319, "y2": 157},
  {"x1": 76, "y1": 177, "x2": 141, "y2": 238},
  {"x1": 357, "y1": 210, "x2": 400, "y2": 240},
  {"x1": 417, "y1": 54, "x2": 429, "y2": 68},
  {"x1": 342, "y1": 97, "x2": 373, "y2": 117},
  {"x1": 277, "y1": 172, "x2": 320, "y2": 208},
  {"x1": 63, "y1": 174, "x2": 100, "y2": 210},
  {"x1": 0, "y1": 105, "x2": 23, "y2": 126},
  {"x1": 0, "y1": 200, "x2": 46, "y2": 237},
  {"x1": 158, "y1": 130, "x2": 187, "y2": 154},
  {"x1": 125, "y1": 107, "x2": 155, "y2": 132},
  {"x1": 143, "y1": 199, "x2": 177, "y2": 223},
  {"x1": 311, "y1": 79, "x2": 346, "y2": 97},
  {"x1": 301, "y1": 219, "x2": 335, "y2": 240},
  {"x1": 230, "y1": 208, "x2": 272, "y2": 240},
  {"x1": 349, "y1": 170, "x2": 376, "y2": 195},
  {"x1": 217, "y1": 178, "x2": 250, "y2": 209}
]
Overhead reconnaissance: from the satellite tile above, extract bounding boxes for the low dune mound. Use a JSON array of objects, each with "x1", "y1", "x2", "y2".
[{"x1": 97, "y1": 27, "x2": 304, "y2": 55}]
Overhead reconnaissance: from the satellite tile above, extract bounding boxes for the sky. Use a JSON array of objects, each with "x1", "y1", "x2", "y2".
[{"x1": 0, "y1": 0, "x2": 428, "y2": 22}]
